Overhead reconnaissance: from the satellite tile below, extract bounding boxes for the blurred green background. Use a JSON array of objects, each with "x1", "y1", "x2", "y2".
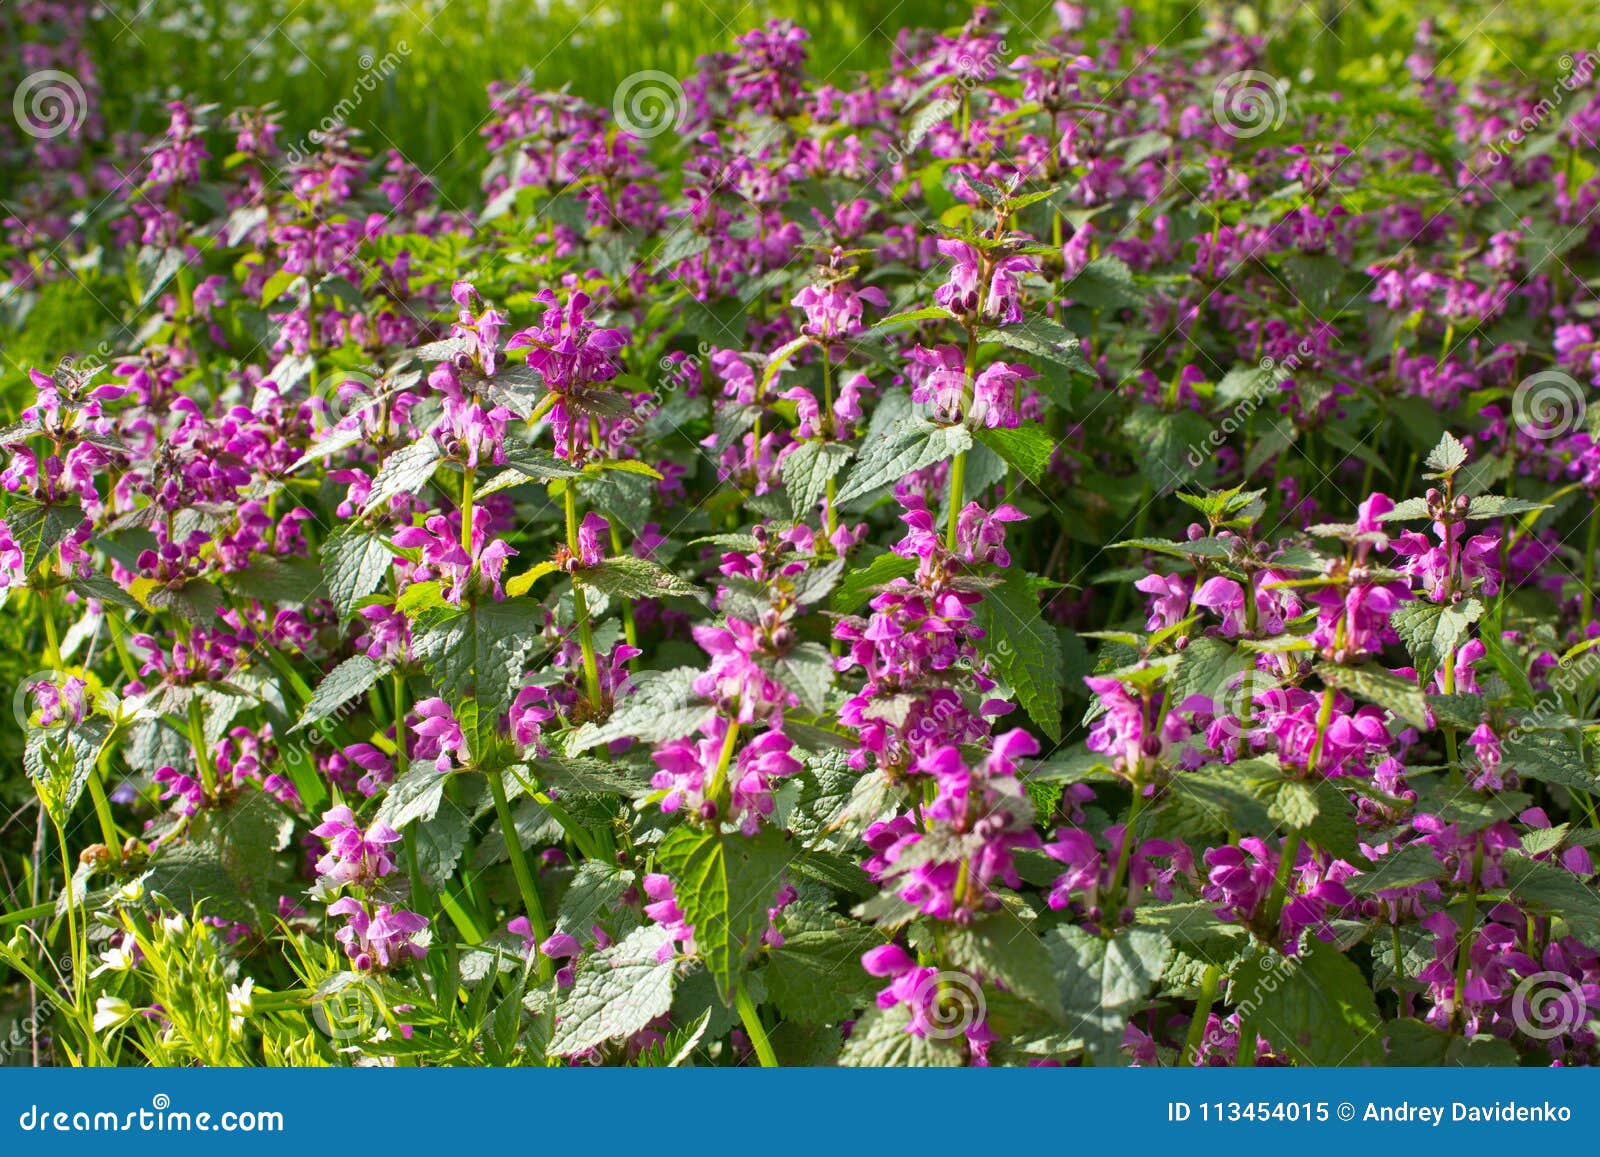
[{"x1": 86, "y1": 0, "x2": 1600, "y2": 204}]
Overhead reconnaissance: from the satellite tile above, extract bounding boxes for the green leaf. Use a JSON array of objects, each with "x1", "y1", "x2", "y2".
[
  {"x1": 1390, "y1": 599, "x2": 1482, "y2": 686},
  {"x1": 860, "y1": 305, "x2": 953, "y2": 339},
  {"x1": 1231, "y1": 941, "x2": 1383, "y2": 1065},
  {"x1": 321, "y1": 526, "x2": 393, "y2": 620},
  {"x1": 1268, "y1": 781, "x2": 1320, "y2": 829},
  {"x1": 1064, "y1": 256, "x2": 1143, "y2": 309},
  {"x1": 656, "y1": 825, "x2": 791, "y2": 1000},
  {"x1": 975, "y1": 567, "x2": 1062, "y2": 740},
  {"x1": 835, "y1": 417, "x2": 971, "y2": 506},
  {"x1": 68, "y1": 573, "x2": 141, "y2": 611},
  {"x1": 1316, "y1": 662, "x2": 1428, "y2": 730},
  {"x1": 838, "y1": 1001, "x2": 964, "y2": 1066},
  {"x1": 565, "y1": 667, "x2": 711, "y2": 754},
  {"x1": 226, "y1": 555, "x2": 322, "y2": 606},
  {"x1": 1120, "y1": 406, "x2": 1212, "y2": 492},
  {"x1": 361, "y1": 437, "x2": 442, "y2": 514},
  {"x1": 765, "y1": 918, "x2": 879, "y2": 1024},
  {"x1": 294, "y1": 655, "x2": 387, "y2": 732},
  {"x1": 1383, "y1": 1018, "x2": 1520, "y2": 1066},
  {"x1": 781, "y1": 440, "x2": 853, "y2": 519},
  {"x1": 1466, "y1": 494, "x2": 1548, "y2": 519},
  {"x1": 1279, "y1": 252, "x2": 1344, "y2": 314},
  {"x1": 556, "y1": 862, "x2": 636, "y2": 941},
  {"x1": 502, "y1": 445, "x2": 586, "y2": 480},
  {"x1": 373, "y1": 761, "x2": 448, "y2": 830},
  {"x1": 905, "y1": 98, "x2": 960, "y2": 152},
  {"x1": 759, "y1": 336, "x2": 814, "y2": 390},
  {"x1": 973, "y1": 424, "x2": 1056, "y2": 484},
  {"x1": 772, "y1": 641, "x2": 835, "y2": 715},
  {"x1": 830, "y1": 550, "x2": 916, "y2": 615},
  {"x1": 24, "y1": 716, "x2": 111, "y2": 827},
  {"x1": 411, "y1": 598, "x2": 550, "y2": 756},
  {"x1": 575, "y1": 555, "x2": 704, "y2": 602},
  {"x1": 1047, "y1": 925, "x2": 1169, "y2": 1065},
  {"x1": 1349, "y1": 844, "x2": 1447, "y2": 894},
  {"x1": 1425, "y1": 430, "x2": 1469, "y2": 475},
  {"x1": 548, "y1": 925, "x2": 677, "y2": 1056},
  {"x1": 979, "y1": 315, "x2": 1093, "y2": 374},
  {"x1": 928, "y1": 908, "x2": 1063, "y2": 1019},
  {"x1": 1501, "y1": 732, "x2": 1600, "y2": 793},
  {"x1": 5, "y1": 499, "x2": 85, "y2": 577}
]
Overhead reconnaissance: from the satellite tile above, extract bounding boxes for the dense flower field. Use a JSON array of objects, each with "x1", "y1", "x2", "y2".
[{"x1": 3, "y1": 4, "x2": 1600, "y2": 1068}]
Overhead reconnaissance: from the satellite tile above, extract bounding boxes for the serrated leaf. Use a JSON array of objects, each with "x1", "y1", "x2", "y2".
[
  {"x1": 1231, "y1": 940, "x2": 1383, "y2": 1065},
  {"x1": 773, "y1": 641, "x2": 834, "y2": 715},
  {"x1": 5, "y1": 499, "x2": 85, "y2": 577},
  {"x1": 782, "y1": 440, "x2": 853, "y2": 518},
  {"x1": 1390, "y1": 599, "x2": 1481, "y2": 687},
  {"x1": 502, "y1": 444, "x2": 586, "y2": 480},
  {"x1": 979, "y1": 316, "x2": 1092, "y2": 374},
  {"x1": 836, "y1": 417, "x2": 971, "y2": 506},
  {"x1": 929, "y1": 908, "x2": 1063, "y2": 1019},
  {"x1": 975, "y1": 567, "x2": 1062, "y2": 740},
  {"x1": 361, "y1": 437, "x2": 442, "y2": 514},
  {"x1": 373, "y1": 761, "x2": 449, "y2": 829},
  {"x1": 25, "y1": 716, "x2": 111, "y2": 826},
  {"x1": 1047, "y1": 925, "x2": 1169, "y2": 1065},
  {"x1": 1316, "y1": 662, "x2": 1428, "y2": 730},
  {"x1": 411, "y1": 598, "x2": 550, "y2": 755},
  {"x1": 556, "y1": 862, "x2": 637, "y2": 941},
  {"x1": 973, "y1": 423, "x2": 1055, "y2": 484},
  {"x1": 830, "y1": 551, "x2": 916, "y2": 615},
  {"x1": 765, "y1": 921, "x2": 879, "y2": 1024},
  {"x1": 657, "y1": 825, "x2": 791, "y2": 1000},
  {"x1": 575, "y1": 555, "x2": 704, "y2": 602},
  {"x1": 1467, "y1": 494, "x2": 1548, "y2": 519},
  {"x1": 1425, "y1": 430, "x2": 1469, "y2": 474},
  {"x1": 295, "y1": 655, "x2": 387, "y2": 732},
  {"x1": 838, "y1": 1001, "x2": 965, "y2": 1066},
  {"x1": 565, "y1": 667, "x2": 711, "y2": 754},
  {"x1": 548, "y1": 925, "x2": 676, "y2": 1055}
]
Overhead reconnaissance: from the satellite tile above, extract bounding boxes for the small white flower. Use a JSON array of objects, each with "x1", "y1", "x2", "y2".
[
  {"x1": 90, "y1": 945, "x2": 136, "y2": 977},
  {"x1": 227, "y1": 977, "x2": 255, "y2": 1029},
  {"x1": 117, "y1": 880, "x2": 144, "y2": 903},
  {"x1": 161, "y1": 912, "x2": 187, "y2": 936},
  {"x1": 92, "y1": 996, "x2": 135, "y2": 1033}
]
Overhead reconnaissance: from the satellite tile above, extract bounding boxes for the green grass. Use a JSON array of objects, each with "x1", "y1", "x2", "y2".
[{"x1": 87, "y1": 0, "x2": 1600, "y2": 205}]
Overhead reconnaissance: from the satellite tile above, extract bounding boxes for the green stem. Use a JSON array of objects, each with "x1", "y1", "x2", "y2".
[
  {"x1": 944, "y1": 452, "x2": 968, "y2": 550},
  {"x1": 705, "y1": 719, "x2": 742, "y2": 817},
  {"x1": 734, "y1": 980, "x2": 778, "y2": 1067},
  {"x1": 86, "y1": 772, "x2": 121, "y2": 865},
  {"x1": 1263, "y1": 831, "x2": 1301, "y2": 936},
  {"x1": 1179, "y1": 964, "x2": 1221, "y2": 1066},
  {"x1": 1584, "y1": 512, "x2": 1598, "y2": 626},
  {"x1": 1452, "y1": 837, "x2": 1484, "y2": 1030},
  {"x1": 821, "y1": 353, "x2": 839, "y2": 549},
  {"x1": 944, "y1": 322, "x2": 981, "y2": 551},
  {"x1": 609, "y1": 522, "x2": 638, "y2": 655},
  {"x1": 487, "y1": 768, "x2": 552, "y2": 982},
  {"x1": 40, "y1": 594, "x2": 60, "y2": 668},
  {"x1": 187, "y1": 698, "x2": 216, "y2": 798},
  {"x1": 1105, "y1": 776, "x2": 1147, "y2": 916},
  {"x1": 563, "y1": 484, "x2": 604, "y2": 710}
]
